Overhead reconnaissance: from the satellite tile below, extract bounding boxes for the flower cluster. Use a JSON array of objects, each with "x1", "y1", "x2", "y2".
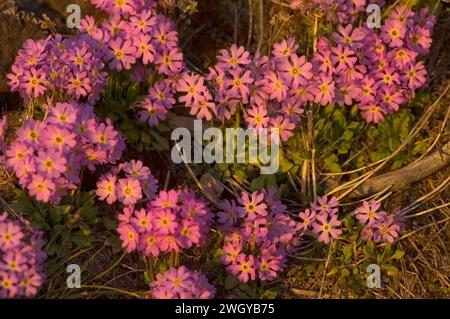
[
  {"x1": 151, "y1": 266, "x2": 216, "y2": 299},
  {"x1": 178, "y1": 4, "x2": 435, "y2": 131},
  {"x1": 0, "y1": 116, "x2": 6, "y2": 163},
  {"x1": 86, "y1": 0, "x2": 184, "y2": 127},
  {"x1": 96, "y1": 160, "x2": 158, "y2": 206},
  {"x1": 0, "y1": 212, "x2": 46, "y2": 298},
  {"x1": 5, "y1": 101, "x2": 125, "y2": 204},
  {"x1": 8, "y1": 0, "x2": 184, "y2": 119},
  {"x1": 298, "y1": 195, "x2": 343, "y2": 244},
  {"x1": 290, "y1": 0, "x2": 386, "y2": 24},
  {"x1": 219, "y1": 189, "x2": 301, "y2": 282},
  {"x1": 354, "y1": 200, "x2": 401, "y2": 243},
  {"x1": 117, "y1": 189, "x2": 213, "y2": 255},
  {"x1": 7, "y1": 34, "x2": 108, "y2": 104}
]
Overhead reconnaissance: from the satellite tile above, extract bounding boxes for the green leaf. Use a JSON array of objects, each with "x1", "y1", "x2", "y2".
[
  {"x1": 279, "y1": 158, "x2": 294, "y2": 173},
  {"x1": 382, "y1": 264, "x2": 399, "y2": 276},
  {"x1": 324, "y1": 154, "x2": 342, "y2": 173},
  {"x1": 224, "y1": 275, "x2": 239, "y2": 290},
  {"x1": 389, "y1": 250, "x2": 405, "y2": 261}
]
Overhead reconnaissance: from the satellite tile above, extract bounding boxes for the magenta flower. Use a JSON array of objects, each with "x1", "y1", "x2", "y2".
[
  {"x1": 96, "y1": 173, "x2": 117, "y2": 204},
  {"x1": 333, "y1": 24, "x2": 366, "y2": 49},
  {"x1": 272, "y1": 37, "x2": 298, "y2": 60},
  {"x1": 381, "y1": 19, "x2": 406, "y2": 48},
  {"x1": 238, "y1": 191, "x2": 267, "y2": 219},
  {"x1": 217, "y1": 44, "x2": 251, "y2": 70},
  {"x1": 36, "y1": 151, "x2": 67, "y2": 179},
  {"x1": 378, "y1": 86, "x2": 405, "y2": 112},
  {"x1": 246, "y1": 105, "x2": 269, "y2": 131},
  {"x1": 27, "y1": 175, "x2": 55, "y2": 203},
  {"x1": 177, "y1": 72, "x2": 208, "y2": 107},
  {"x1": 310, "y1": 195, "x2": 339, "y2": 216},
  {"x1": 129, "y1": 10, "x2": 157, "y2": 35},
  {"x1": 264, "y1": 71, "x2": 288, "y2": 102},
  {"x1": 221, "y1": 242, "x2": 241, "y2": 265},
  {"x1": 311, "y1": 214, "x2": 342, "y2": 244},
  {"x1": 279, "y1": 54, "x2": 312, "y2": 88},
  {"x1": 117, "y1": 178, "x2": 142, "y2": 206},
  {"x1": 133, "y1": 34, "x2": 155, "y2": 65},
  {"x1": 156, "y1": 48, "x2": 183, "y2": 76},
  {"x1": 257, "y1": 253, "x2": 283, "y2": 281},
  {"x1": 373, "y1": 216, "x2": 401, "y2": 243},
  {"x1": 0, "y1": 222, "x2": 23, "y2": 251},
  {"x1": 151, "y1": 190, "x2": 179, "y2": 209},
  {"x1": 151, "y1": 266, "x2": 216, "y2": 299},
  {"x1": 140, "y1": 232, "x2": 160, "y2": 257},
  {"x1": 189, "y1": 96, "x2": 215, "y2": 121},
  {"x1": 354, "y1": 200, "x2": 387, "y2": 225},
  {"x1": 22, "y1": 68, "x2": 46, "y2": 97},
  {"x1": 107, "y1": 38, "x2": 137, "y2": 71},
  {"x1": 359, "y1": 103, "x2": 387, "y2": 124},
  {"x1": 139, "y1": 98, "x2": 167, "y2": 127},
  {"x1": 41, "y1": 126, "x2": 77, "y2": 151},
  {"x1": 331, "y1": 45, "x2": 357, "y2": 72},
  {"x1": 153, "y1": 209, "x2": 178, "y2": 235},
  {"x1": 117, "y1": 223, "x2": 139, "y2": 253},
  {"x1": 298, "y1": 209, "x2": 317, "y2": 231},
  {"x1": 311, "y1": 74, "x2": 335, "y2": 106},
  {"x1": 131, "y1": 208, "x2": 152, "y2": 233},
  {"x1": 228, "y1": 254, "x2": 256, "y2": 283},
  {"x1": 269, "y1": 116, "x2": 295, "y2": 142},
  {"x1": 225, "y1": 69, "x2": 254, "y2": 103},
  {"x1": 218, "y1": 199, "x2": 239, "y2": 229},
  {"x1": 403, "y1": 61, "x2": 427, "y2": 90},
  {"x1": 47, "y1": 102, "x2": 77, "y2": 128}
]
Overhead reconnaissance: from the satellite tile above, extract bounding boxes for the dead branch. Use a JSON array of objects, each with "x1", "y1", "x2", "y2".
[{"x1": 347, "y1": 141, "x2": 450, "y2": 198}]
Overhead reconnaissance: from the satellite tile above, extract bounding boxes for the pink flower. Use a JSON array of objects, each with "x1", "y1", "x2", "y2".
[
  {"x1": 22, "y1": 68, "x2": 46, "y2": 97},
  {"x1": 151, "y1": 190, "x2": 179, "y2": 209},
  {"x1": 272, "y1": 37, "x2": 298, "y2": 60},
  {"x1": 310, "y1": 195, "x2": 339, "y2": 216},
  {"x1": 373, "y1": 216, "x2": 401, "y2": 243},
  {"x1": 381, "y1": 19, "x2": 406, "y2": 48},
  {"x1": 238, "y1": 191, "x2": 267, "y2": 219},
  {"x1": 312, "y1": 214, "x2": 342, "y2": 244},
  {"x1": 221, "y1": 242, "x2": 242, "y2": 265},
  {"x1": 117, "y1": 223, "x2": 139, "y2": 253},
  {"x1": 311, "y1": 74, "x2": 335, "y2": 106},
  {"x1": 138, "y1": 98, "x2": 167, "y2": 127},
  {"x1": 156, "y1": 48, "x2": 183, "y2": 76},
  {"x1": 228, "y1": 254, "x2": 256, "y2": 283},
  {"x1": 279, "y1": 54, "x2": 312, "y2": 88},
  {"x1": 153, "y1": 209, "x2": 178, "y2": 235},
  {"x1": 354, "y1": 200, "x2": 387, "y2": 225},
  {"x1": 246, "y1": 105, "x2": 269, "y2": 131},
  {"x1": 27, "y1": 175, "x2": 55, "y2": 203},
  {"x1": 270, "y1": 116, "x2": 295, "y2": 142},
  {"x1": 264, "y1": 71, "x2": 288, "y2": 102},
  {"x1": 107, "y1": 38, "x2": 137, "y2": 71},
  {"x1": 140, "y1": 231, "x2": 160, "y2": 257},
  {"x1": 403, "y1": 61, "x2": 427, "y2": 90},
  {"x1": 117, "y1": 178, "x2": 142, "y2": 206},
  {"x1": 96, "y1": 174, "x2": 117, "y2": 204},
  {"x1": 359, "y1": 103, "x2": 387, "y2": 124},
  {"x1": 217, "y1": 44, "x2": 251, "y2": 70},
  {"x1": 178, "y1": 221, "x2": 201, "y2": 248},
  {"x1": 298, "y1": 209, "x2": 317, "y2": 231},
  {"x1": 36, "y1": 151, "x2": 67, "y2": 179},
  {"x1": 0, "y1": 222, "x2": 24, "y2": 250},
  {"x1": 131, "y1": 208, "x2": 152, "y2": 233}
]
